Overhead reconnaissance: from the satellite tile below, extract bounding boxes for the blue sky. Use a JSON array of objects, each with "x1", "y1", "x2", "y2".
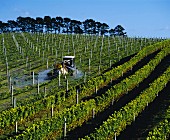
[{"x1": 0, "y1": 0, "x2": 169, "y2": 38}]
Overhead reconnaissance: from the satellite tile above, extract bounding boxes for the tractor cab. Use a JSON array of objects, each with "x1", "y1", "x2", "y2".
[{"x1": 63, "y1": 56, "x2": 75, "y2": 68}]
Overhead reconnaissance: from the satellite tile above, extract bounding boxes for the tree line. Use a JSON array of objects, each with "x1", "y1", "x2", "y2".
[{"x1": 0, "y1": 16, "x2": 127, "y2": 36}]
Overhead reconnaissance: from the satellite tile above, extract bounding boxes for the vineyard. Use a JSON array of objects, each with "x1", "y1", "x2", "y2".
[{"x1": 0, "y1": 32, "x2": 169, "y2": 140}]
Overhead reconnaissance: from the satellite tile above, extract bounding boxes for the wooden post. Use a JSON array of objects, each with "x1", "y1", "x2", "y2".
[
  {"x1": 114, "y1": 132, "x2": 116, "y2": 140},
  {"x1": 32, "y1": 71, "x2": 35, "y2": 85},
  {"x1": 15, "y1": 121, "x2": 18, "y2": 133},
  {"x1": 91, "y1": 49, "x2": 92, "y2": 58},
  {"x1": 98, "y1": 65, "x2": 100, "y2": 74},
  {"x1": 64, "y1": 117, "x2": 67, "y2": 137},
  {"x1": 110, "y1": 60, "x2": 112, "y2": 68},
  {"x1": 13, "y1": 97, "x2": 16, "y2": 108},
  {"x1": 95, "y1": 85, "x2": 97, "y2": 94},
  {"x1": 37, "y1": 80, "x2": 39, "y2": 94},
  {"x1": 66, "y1": 79, "x2": 68, "y2": 92},
  {"x1": 88, "y1": 58, "x2": 90, "y2": 71},
  {"x1": 92, "y1": 108, "x2": 95, "y2": 118},
  {"x1": 110, "y1": 78, "x2": 113, "y2": 85},
  {"x1": 133, "y1": 113, "x2": 135, "y2": 121},
  {"x1": 76, "y1": 89, "x2": 79, "y2": 104},
  {"x1": 11, "y1": 85, "x2": 13, "y2": 106},
  {"x1": 9, "y1": 76, "x2": 11, "y2": 90},
  {"x1": 6, "y1": 61, "x2": 8, "y2": 77},
  {"x1": 58, "y1": 74, "x2": 61, "y2": 86},
  {"x1": 63, "y1": 88, "x2": 66, "y2": 100},
  {"x1": 84, "y1": 72, "x2": 86, "y2": 83},
  {"x1": 51, "y1": 104, "x2": 54, "y2": 117},
  {"x1": 112, "y1": 97, "x2": 114, "y2": 105},
  {"x1": 46, "y1": 58, "x2": 48, "y2": 69}
]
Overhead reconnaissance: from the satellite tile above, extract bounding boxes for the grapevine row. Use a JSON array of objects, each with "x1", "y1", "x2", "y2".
[
  {"x1": 95, "y1": 42, "x2": 170, "y2": 111},
  {"x1": 0, "y1": 33, "x2": 149, "y2": 102},
  {"x1": 0, "y1": 40, "x2": 169, "y2": 130},
  {"x1": 83, "y1": 65, "x2": 170, "y2": 140},
  {"x1": 38, "y1": 40, "x2": 170, "y2": 139},
  {"x1": 147, "y1": 104, "x2": 170, "y2": 139},
  {"x1": 6, "y1": 41, "x2": 169, "y2": 139},
  {"x1": 7, "y1": 99, "x2": 96, "y2": 140}
]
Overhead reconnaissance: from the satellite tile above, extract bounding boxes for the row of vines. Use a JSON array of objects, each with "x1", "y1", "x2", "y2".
[
  {"x1": 4, "y1": 39, "x2": 170, "y2": 139},
  {"x1": 0, "y1": 32, "x2": 169, "y2": 139}
]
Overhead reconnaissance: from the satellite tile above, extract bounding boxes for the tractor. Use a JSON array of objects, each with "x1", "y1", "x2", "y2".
[{"x1": 47, "y1": 56, "x2": 76, "y2": 77}]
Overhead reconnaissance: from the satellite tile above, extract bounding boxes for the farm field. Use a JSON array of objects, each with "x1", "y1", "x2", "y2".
[{"x1": 0, "y1": 32, "x2": 170, "y2": 140}]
